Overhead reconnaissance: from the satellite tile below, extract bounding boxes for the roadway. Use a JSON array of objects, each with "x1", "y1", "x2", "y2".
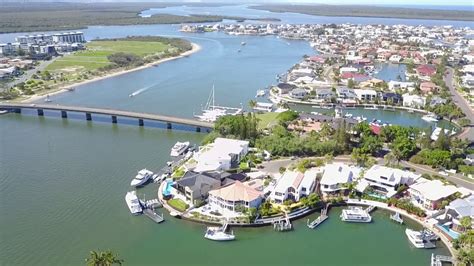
[{"x1": 445, "y1": 67, "x2": 474, "y2": 141}]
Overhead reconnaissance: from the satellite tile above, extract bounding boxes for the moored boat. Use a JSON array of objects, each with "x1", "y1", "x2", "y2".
[
  {"x1": 340, "y1": 207, "x2": 372, "y2": 223},
  {"x1": 130, "y1": 169, "x2": 153, "y2": 187},
  {"x1": 170, "y1": 141, "x2": 190, "y2": 157},
  {"x1": 405, "y1": 228, "x2": 436, "y2": 249},
  {"x1": 204, "y1": 222, "x2": 235, "y2": 241},
  {"x1": 421, "y1": 113, "x2": 439, "y2": 122},
  {"x1": 125, "y1": 191, "x2": 143, "y2": 215}
]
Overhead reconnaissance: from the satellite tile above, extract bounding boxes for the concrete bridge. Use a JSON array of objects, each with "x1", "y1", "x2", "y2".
[{"x1": 0, "y1": 103, "x2": 213, "y2": 132}]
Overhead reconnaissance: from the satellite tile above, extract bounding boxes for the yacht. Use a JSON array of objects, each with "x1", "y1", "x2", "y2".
[
  {"x1": 170, "y1": 141, "x2": 190, "y2": 157},
  {"x1": 405, "y1": 228, "x2": 436, "y2": 248},
  {"x1": 422, "y1": 113, "x2": 439, "y2": 122},
  {"x1": 204, "y1": 223, "x2": 235, "y2": 241},
  {"x1": 255, "y1": 90, "x2": 266, "y2": 97},
  {"x1": 125, "y1": 191, "x2": 143, "y2": 215},
  {"x1": 130, "y1": 169, "x2": 153, "y2": 187},
  {"x1": 340, "y1": 207, "x2": 372, "y2": 223}
]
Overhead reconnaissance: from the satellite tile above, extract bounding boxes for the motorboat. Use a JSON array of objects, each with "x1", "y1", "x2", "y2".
[
  {"x1": 125, "y1": 191, "x2": 143, "y2": 215},
  {"x1": 205, "y1": 223, "x2": 235, "y2": 241},
  {"x1": 340, "y1": 207, "x2": 372, "y2": 223},
  {"x1": 405, "y1": 228, "x2": 436, "y2": 248},
  {"x1": 130, "y1": 169, "x2": 153, "y2": 187},
  {"x1": 255, "y1": 90, "x2": 266, "y2": 97},
  {"x1": 422, "y1": 113, "x2": 439, "y2": 122},
  {"x1": 241, "y1": 41, "x2": 246, "y2": 46},
  {"x1": 170, "y1": 141, "x2": 190, "y2": 157}
]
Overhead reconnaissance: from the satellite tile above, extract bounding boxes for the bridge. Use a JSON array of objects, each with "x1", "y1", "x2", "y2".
[{"x1": 0, "y1": 103, "x2": 213, "y2": 132}]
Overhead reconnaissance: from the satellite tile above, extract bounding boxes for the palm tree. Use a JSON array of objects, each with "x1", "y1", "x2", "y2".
[
  {"x1": 248, "y1": 100, "x2": 257, "y2": 109},
  {"x1": 85, "y1": 250, "x2": 124, "y2": 266}
]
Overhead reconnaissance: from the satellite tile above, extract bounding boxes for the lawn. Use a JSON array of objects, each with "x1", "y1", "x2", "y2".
[
  {"x1": 256, "y1": 112, "x2": 280, "y2": 130},
  {"x1": 168, "y1": 198, "x2": 189, "y2": 212},
  {"x1": 46, "y1": 40, "x2": 170, "y2": 71}
]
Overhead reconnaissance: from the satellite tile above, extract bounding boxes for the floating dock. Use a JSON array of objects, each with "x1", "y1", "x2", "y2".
[
  {"x1": 365, "y1": 205, "x2": 376, "y2": 213},
  {"x1": 307, "y1": 207, "x2": 328, "y2": 229},
  {"x1": 430, "y1": 254, "x2": 454, "y2": 266},
  {"x1": 143, "y1": 209, "x2": 164, "y2": 223}
]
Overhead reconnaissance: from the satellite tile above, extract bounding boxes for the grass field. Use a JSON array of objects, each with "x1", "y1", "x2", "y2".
[
  {"x1": 256, "y1": 112, "x2": 280, "y2": 130},
  {"x1": 168, "y1": 198, "x2": 189, "y2": 212},
  {"x1": 46, "y1": 40, "x2": 170, "y2": 71}
]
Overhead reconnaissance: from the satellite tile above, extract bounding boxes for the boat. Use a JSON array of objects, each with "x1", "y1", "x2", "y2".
[
  {"x1": 170, "y1": 141, "x2": 190, "y2": 157},
  {"x1": 44, "y1": 95, "x2": 52, "y2": 103},
  {"x1": 130, "y1": 169, "x2": 153, "y2": 187},
  {"x1": 422, "y1": 113, "x2": 439, "y2": 122},
  {"x1": 340, "y1": 207, "x2": 372, "y2": 223},
  {"x1": 125, "y1": 191, "x2": 143, "y2": 215},
  {"x1": 240, "y1": 41, "x2": 246, "y2": 46},
  {"x1": 204, "y1": 222, "x2": 235, "y2": 241},
  {"x1": 194, "y1": 85, "x2": 242, "y2": 122},
  {"x1": 390, "y1": 212, "x2": 403, "y2": 224},
  {"x1": 364, "y1": 105, "x2": 378, "y2": 110},
  {"x1": 65, "y1": 87, "x2": 75, "y2": 92},
  {"x1": 405, "y1": 228, "x2": 436, "y2": 248},
  {"x1": 255, "y1": 90, "x2": 266, "y2": 98}
]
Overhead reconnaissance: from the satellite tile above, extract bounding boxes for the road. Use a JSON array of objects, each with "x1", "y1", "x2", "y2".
[
  {"x1": 2, "y1": 59, "x2": 57, "y2": 92},
  {"x1": 444, "y1": 67, "x2": 474, "y2": 141},
  {"x1": 261, "y1": 155, "x2": 473, "y2": 190}
]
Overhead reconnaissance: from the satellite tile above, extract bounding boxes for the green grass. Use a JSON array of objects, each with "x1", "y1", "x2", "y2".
[
  {"x1": 168, "y1": 198, "x2": 189, "y2": 212},
  {"x1": 46, "y1": 40, "x2": 169, "y2": 71},
  {"x1": 256, "y1": 112, "x2": 280, "y2": 130}
]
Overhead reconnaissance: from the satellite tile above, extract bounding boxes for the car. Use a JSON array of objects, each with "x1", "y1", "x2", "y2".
[{"x1": 438, "y1": 171, "x2": 449, "y2": 177}]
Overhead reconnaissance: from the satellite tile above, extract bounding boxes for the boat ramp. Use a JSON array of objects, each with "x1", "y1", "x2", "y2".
[{"x1": 307, "y1": 207, "x2": 328, "y2": 229}]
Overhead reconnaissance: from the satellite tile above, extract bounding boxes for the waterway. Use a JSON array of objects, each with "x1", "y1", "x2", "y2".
[{"x1": 0, "y1": 6, "x2": 461, "y2": 265}]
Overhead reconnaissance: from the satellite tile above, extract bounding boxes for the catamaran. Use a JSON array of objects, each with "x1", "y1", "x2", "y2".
[
  {"x1": 204, "y1": 222, "x2": 235, "y2": 241},
  {"x1": 340, "y1": 207, "x2": 372, "y2": 223},
  {"x1": 125, "y1": 191, "x2": 143, "y2": 215},
  {"x1": 130, "y1": 169, "x2": 153, "y2": 187},
  {"x1": 170, "y1": 141, "x2": 190, "y2": 157},
  {"x1": 194, "y1": 85, "x2": 243, "y2": 122}
]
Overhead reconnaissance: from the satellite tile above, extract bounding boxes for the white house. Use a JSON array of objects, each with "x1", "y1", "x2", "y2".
[
  {"x1": 194, "y1": 138, "x2": 249, "y2": 173},
  {"x1": 289, "y1": 88, "x2": 308, "y2": 99},
  {"x1": 408, "y1": 179, "x2": 460, "y2": 210},
  {"x1": 402, "y1": 93, "x2": 426, "y2": 108},
  {"x1": 389, "y1": 54, "x2": 402, "y2": 63},
  {"x1": 320, "y1": 163, "x2": 359, "y2": 195},
  {"x1": 357, "y1": 165, "x2": 420, "y2": 198},
  {"x1": 270, "y1": 169, "x2": 318, "y2": 204},
  {"x1": 208, "y1": 181, "x2": 263, "y2": 213},
  {"x1": 353, "y1": 89, "x2": 378, "y2": 102},
  {"x1": 388, "y1": 81, "x2": 415, "y2": 92}
]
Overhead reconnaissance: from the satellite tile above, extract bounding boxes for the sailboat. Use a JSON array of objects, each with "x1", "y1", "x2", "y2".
[{"x1": 194, "y1": 85, "x2": 242, "y2": 122}]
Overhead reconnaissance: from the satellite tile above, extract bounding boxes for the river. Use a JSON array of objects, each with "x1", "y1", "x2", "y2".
[{"x1": 0, "y1": 5, "x2": 462, "y2": 266}]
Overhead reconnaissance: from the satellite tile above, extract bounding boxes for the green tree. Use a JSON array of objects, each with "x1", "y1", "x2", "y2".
[
  {"x1": 433, "y1": 129, "x2": 450, "y2": 151},
  {"x1": 248, "y1": 100, "x2": 257, "y2": 109},
  {"x1": 85, "y1": 250, "x2": 124, "y2": 266},
  {"x1": 460, "y1": 217, "x2": 472, "y2": 231}
]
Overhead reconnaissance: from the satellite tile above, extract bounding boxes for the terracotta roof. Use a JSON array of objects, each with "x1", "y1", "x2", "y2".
[{"x1": 209, "y1": 181, "x2": 262, "y2": 202}]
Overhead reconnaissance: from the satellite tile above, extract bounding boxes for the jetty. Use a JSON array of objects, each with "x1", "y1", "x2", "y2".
[
  {"x1": 390, "y1": 212, "x2": 403, "y2": 224},
  {"x1": 365, "y1": 205, "x2": 376, "y2": 213},
  {"x1": 430, "y1": 254, "x2": 454, "y2": 266},
  {"x1": 0, "y1": 103, "x2": 213, "y2": 132},
  {"x1": 273, "y1": 214, "x2": 293, "y2": 231},
  {"x1": 307, "y1": 207, "x2": 328, "y2": 229},
  {"x1": 145, "y1": 198, "x2": 162, "y2": 209},
  {"x1": 143, "y1": 208, "x2": 164, "y2": 223}
]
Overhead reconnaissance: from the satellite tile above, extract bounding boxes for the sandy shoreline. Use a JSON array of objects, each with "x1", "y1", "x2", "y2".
[{"x1": 21, "y1": 43, "x2": 201, "y2": 103}]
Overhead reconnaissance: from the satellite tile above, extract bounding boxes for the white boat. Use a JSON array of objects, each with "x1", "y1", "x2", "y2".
[
  {"x1": 204, "y1": 223, "x2": 235, "y2": 241},
  {"x1": 194, "y1": 85, "x2": 242, "y2": 122},
  {"x1": 170, "y1": 141, "x2": 190, "y2": 157},
  {"x1": 422, "y1": 113, "x2": 439, "y2": 122},
  {"x1": 125, "y1": 191, "x2": 143, "y2": 215},
  {"x1": 340, "y1": 207, "x2": 372, "y2": 223},
  {"x1": 130, "y1": 169, "x2": 153, "y2": 187},
  {"x1": 364, "y1": 105, "x2": 378, "y2": 110},
  {"x1": 405, "y1": 228, "x2": 436, "y2": 249},
  {"x1": 255, "y1": 90, "x2": 266, "y2": 97},
  {"x1": 240, "y1": 41, "x2": 246, "y2": 46},
  {"x1": 44, "y1": 95, "x2": 52, "y2": 102}
]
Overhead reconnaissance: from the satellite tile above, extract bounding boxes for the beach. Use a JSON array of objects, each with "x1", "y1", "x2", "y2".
[{"x1": 20, "y1": 43, "x2": 201, "y2": 103}]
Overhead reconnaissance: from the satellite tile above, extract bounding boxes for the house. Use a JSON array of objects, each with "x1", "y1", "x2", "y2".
[
  {"x1": 194, "y1": 138, "x2": 249, "y2": 173},
  {"x1": 314, "y1": 88, "x2": 335, "y2": 101},
  {"x1": 175, "y1": 172, "x2": 222, "y2": 204},
  {"x1": 357, "y1": 165, "x2": 420, "y2": 198},
  {"x1": 353, "y1": 89, "x2": 378, "y2": 102},
  {"x1": 443, "y1": 195, "x2": 474, "y2": 233},
  {"x1": 389, "y1": 54, "x2": 402, "y2": 63},
  {"x1": 253, "y1": 102, "x2": 274, "y2": 112},
  {"x1": 420, "y1": 81, "x2": 437, "y2": 95},
  {"x1": 336, "y1": 87, "x2": 357, "y2": 102},
  {"x1": 416, "y1": 64, "x2": 437, "y2": 79},
  {"x1": 408, "y1": 179, "x2": 459, "y2": 210},
  {"x1": 381, "y1": 92, "x2": 402, "y2": 104},
  {"x1": 388, "y1": 81, "x2": 415, "y2": 91},
  {"x1": 270, "y1": 169, "x2": 318, "y2": 204},
  {"x1": 289, "y1": 88, "x2": 308, "y2": 99},
  {"x1": 402, "y1": 93, "x2": 426, "y2": 108},
  {"x1": 320, "y1": 163, "x2": 358, "y2": 195},
  {"x1": 208, "y1": 181, "x2": 263, "y2": 212},
  {"x1": 274, "y1": 83, "x2": 297, "y2": 95}
]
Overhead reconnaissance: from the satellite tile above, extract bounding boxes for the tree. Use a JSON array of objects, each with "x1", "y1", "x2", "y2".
[
  {"x1": 434, "y1": 129, "x2": 450, "y2": 151},
  {"x1": 248, "y1": 100, "x2": 257, "y2": 109},
  {"x1": 85, "y1": 250, "x2": 124, "y2": 266},
  {"x1": 351, "y1": 148, "x2": 370, "y2": 167},
  {"x1": 347, "y1": 79, "x2": 355, "y2": 88},
  {"x1": 460, "y1": 217, "x2": 472, "y2": 231},
  {"x1": 391, "y1": 137, "x2": 416, "y2": 162}
]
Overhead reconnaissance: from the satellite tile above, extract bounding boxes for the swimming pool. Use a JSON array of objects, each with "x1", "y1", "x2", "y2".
[
  {"x1": 163, "y1": 179, "x2": 174, "y2": 197},
  {"x1": 436, "y1": 224, "x2": 460, "y2": 239}
]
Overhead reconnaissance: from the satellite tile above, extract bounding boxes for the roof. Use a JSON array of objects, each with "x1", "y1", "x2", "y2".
[
  {"x1": 447, "y1": 195, "x2": 474, "y2": 218},
  {"x1": 209, "y1": 181, "x2": 262, "y2": 202},
  {"x1": 176, "y1": 172, "x2": 221, "y2": 192},
  {"x1": 320, "y1": 163, "x2": 355, "y2": 186},
  {"x1": 409, "y1": 179, "x2": 459, "y2": 201},
  {"x1": 274, "y1": 171, "x2": 303, "y2": 193}
]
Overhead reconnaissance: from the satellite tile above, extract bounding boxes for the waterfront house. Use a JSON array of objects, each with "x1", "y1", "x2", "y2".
[
  {"x1": 389, "y1": 54, "x2": 402, "y2": 63},
  {"x1": 353, "y1": 89, "x2": 378, "y2": 102},
  {"x1": 442, "y1": 195, "x2": 474, "y2": 233},
  {"x1": 208, "y1": 181, "x2": 263, "y2": 212},
  {"x1": 289, "y1": 88, "x2": 308, "y2": 99},
  {"x1": 387, "y1": 81, "x2": 415, "y2": 92},
  {"x1": 357, "y1": 165, "x2": 420, "y2": 198},
  {"x1": 408, "y1": 179, "x2": 459, "y2": 210},
  {"x1": 314, "y1": 88, "x2": 335, "y2": 101},
  {"x1": 253, "y1": 102, "x2": 274, "y2": 113},
  {"x1": 420, "y1": 81, "x2": 437, "y2": 95},
  {"x1": 416, "y1": 64, "x2": 437, "y2": 79},
  {"x1": 402, "y1": 93, "x2": 426, "y2": 108},
  {"x1": 270, "y1": 169, "x2": 318, "y2": 204},
  {"x1": 175, "y1": 172, "x2": 222, "y2": 204},
  {"x1": 194, "y1": 138, "x2": 249, "y2": 173},
  {"x1": 274, "y1": 83, "x2": 297, "y2": 95},
  {"x1": 381, "y1": 92, "x2": 402, "y2": 104},
  {"x1": 336, "y1": 87, "x2": 357, "y2": 102},
  {"x1": 320, "y1": 163, "x2": 358, "y2": 195}
]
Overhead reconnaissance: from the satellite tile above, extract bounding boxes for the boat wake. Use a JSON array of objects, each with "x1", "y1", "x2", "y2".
[{"x1": 128, "y1": 84, "x2": 155, "y2": 98}]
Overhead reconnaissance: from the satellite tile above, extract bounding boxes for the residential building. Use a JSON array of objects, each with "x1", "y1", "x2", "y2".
[
  {"x1": 320, "y1": 163, "x2": 358, "y2": 195},
  {"x1": 274, "y1": 83, "x2": 297, "y2": 95},
  {"x1": 353, "y1": 89, "x2": 378, "y2": 102},
  {"x1": 443, "y1": 195, "x2": 474, "y2": 233},
  {"x1": 420, "y1": 81, "x2": 437, "y2": 95},
  {"x1": 208, "y1": 181, "x2": 263, "y2": 212},
  {"x1": 175, "y1": 172, "x2": 222, "y2": 204},
  {"x1": 402, "y1": 93, "x2": 426, "y2": 108},
  {"x1": 194, "y1": 138, "x2": 249, "y2": 173},
  {"x1": 289, "y1": 88, "x2": 308, "y2": 99},
  {"x1": 270, "y1": 169, "x2": 318, "y2": 203},
  {"x1": 409, "y1": 179, "x2": 459, "y2": 210}
]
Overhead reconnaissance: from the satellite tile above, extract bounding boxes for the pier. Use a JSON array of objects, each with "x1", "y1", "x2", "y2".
[
  {"x1": 365, "y1": 205, "x2": 376, "y2": 213},
  {"x1": 430, "y1": 254, "x2": 454, "y2": 266},
  {"x1": 307, "y1": 207, "x2": 328, "y2": 229},
  {"x1": 0, "y1": 103, "x2": 213, "y2": 132},
  {"x1": 143, "y1": 208, "x2": 164, "y2": 223},
  {"x1": 273, "y1": 214, "x2": 293, "y2": 231}
]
